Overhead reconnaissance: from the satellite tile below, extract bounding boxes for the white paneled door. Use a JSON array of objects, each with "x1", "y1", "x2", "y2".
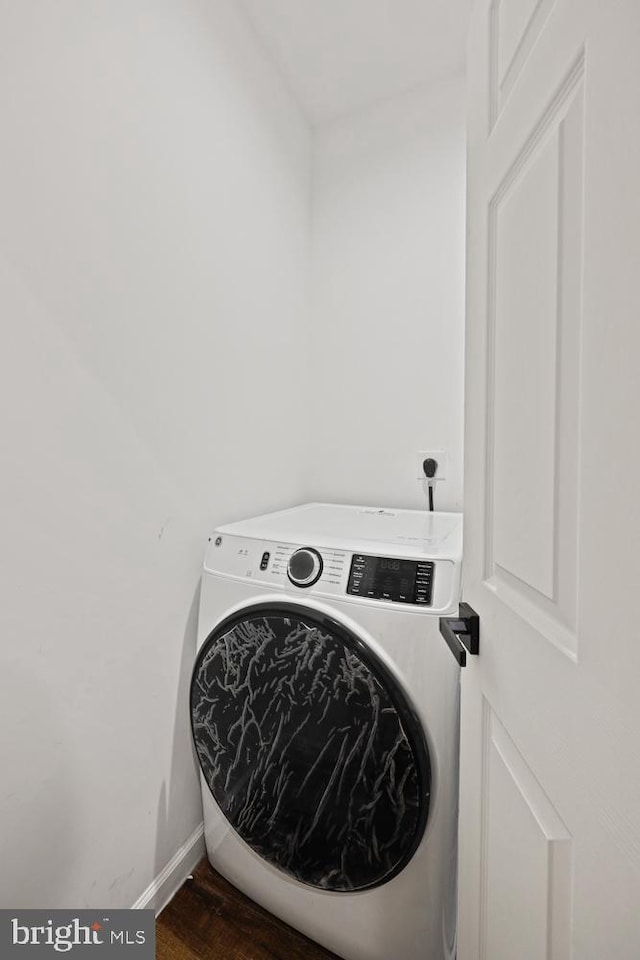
[{"x1": 460, "y1": 1, "x2": 640, "y2": 958}]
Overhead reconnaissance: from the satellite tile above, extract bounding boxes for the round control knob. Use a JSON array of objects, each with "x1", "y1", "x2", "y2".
[{"x1": 287, "y1": 547, "x2": 323, "y2": 588}]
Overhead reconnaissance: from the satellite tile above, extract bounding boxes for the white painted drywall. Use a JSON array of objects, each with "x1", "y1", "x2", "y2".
[
  {"x1": 240, "y1": 0, "x2": 472, "y2": 124},
  {"x1": 0, "y1": 0, "x2": 467, "y2": 912},
  {"x1": 307, "y1": 78, "x2": 466, "y2": 511},
  {"x1": 0, "y1": 0, "x2": 309, "y2": 909}
]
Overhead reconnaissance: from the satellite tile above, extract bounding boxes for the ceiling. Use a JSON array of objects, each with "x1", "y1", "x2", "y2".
[{"x1": 239, "y1": 0, "x2": 472, "y2": 125}]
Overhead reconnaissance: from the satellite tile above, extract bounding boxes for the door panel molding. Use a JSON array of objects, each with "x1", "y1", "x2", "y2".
[
  {"x1": 483, "y1": 50, "x2": 585, "y2": 659},
  {"x1": 489, "y1": 0, "x2": 559, "y2": 130},
  {"x1": 480, "y1": 702, "x2": 573, "y2": 960}
]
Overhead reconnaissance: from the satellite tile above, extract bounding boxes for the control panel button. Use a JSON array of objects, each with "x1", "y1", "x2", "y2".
[
  {"x1": 287, "y1": 547, "x2": 323, "y2": 588},
  {"x1": 260, "y1": 551, "x2": 270, "y2": 571}
]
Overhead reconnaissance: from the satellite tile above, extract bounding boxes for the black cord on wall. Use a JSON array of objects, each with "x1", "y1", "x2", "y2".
[{"x1": 423, "y1": 458, "x2": 438, "y2": 513}]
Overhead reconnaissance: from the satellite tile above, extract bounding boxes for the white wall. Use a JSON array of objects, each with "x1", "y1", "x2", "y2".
[
  {"x1": 0, "y1": 0, "x2": 467, "y2": 912},
  {"x1": 0, "y1": 0, "x2": 309, "y2": 908},
  {"x1": 307, "y1": 79, "x2": 466, "y2": 511}
]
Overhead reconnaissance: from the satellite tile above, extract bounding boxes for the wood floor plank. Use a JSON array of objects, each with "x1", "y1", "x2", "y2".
[{"x1": 157, "y1": 859, "x2": 341, "y2": 960}]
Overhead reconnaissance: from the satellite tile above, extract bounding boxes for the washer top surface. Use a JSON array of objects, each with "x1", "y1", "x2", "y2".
[{"x1": 214, "y1": 502, "x2": 462, "y2": 560}]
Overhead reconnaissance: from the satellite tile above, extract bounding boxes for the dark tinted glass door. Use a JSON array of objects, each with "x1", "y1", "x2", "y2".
[{"x1": 190, "y1": 603, "x2": 430, "y2": 891}]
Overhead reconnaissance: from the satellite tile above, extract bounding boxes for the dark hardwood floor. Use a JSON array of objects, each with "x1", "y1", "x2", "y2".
[{"x1": 157, "y1": 859, "x2": 341, "y2": 960}]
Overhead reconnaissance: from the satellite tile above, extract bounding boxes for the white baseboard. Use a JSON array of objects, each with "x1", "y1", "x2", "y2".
[{"x1": 131, "y1": 822, "x2": 205, "y2": 916}]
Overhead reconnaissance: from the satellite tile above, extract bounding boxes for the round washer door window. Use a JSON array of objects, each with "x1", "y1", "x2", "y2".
[{"x1": 190, "y1": 603, "x2": 431, "y2": 892}]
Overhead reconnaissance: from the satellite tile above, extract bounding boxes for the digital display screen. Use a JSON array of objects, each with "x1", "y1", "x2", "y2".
[{"x1": 347, "y1": 554, "x2": 433, "y2": 605}]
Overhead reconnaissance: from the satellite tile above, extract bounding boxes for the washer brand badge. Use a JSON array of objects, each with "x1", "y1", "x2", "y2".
[{"x1": 1, "y1": 910, "x2": 154, "y2": 958}]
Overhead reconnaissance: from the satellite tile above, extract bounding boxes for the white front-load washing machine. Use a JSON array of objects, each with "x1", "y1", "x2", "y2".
[{"x1": 191, "y1": 502, "x2": 462, "y2": 960}]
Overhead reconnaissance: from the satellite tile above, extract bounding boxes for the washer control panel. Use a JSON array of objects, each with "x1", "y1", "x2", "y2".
[
  {"x1": 347, "y1": 554, "x2": 434, "y2": 606},
  {"x1": 205, "y1": 535, "x2": 456, "y2": 610}
]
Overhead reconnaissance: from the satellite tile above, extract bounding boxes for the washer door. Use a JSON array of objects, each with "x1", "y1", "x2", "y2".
[{"x1": 190, "y1": 602, "x2": 431, "y2": 892}]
